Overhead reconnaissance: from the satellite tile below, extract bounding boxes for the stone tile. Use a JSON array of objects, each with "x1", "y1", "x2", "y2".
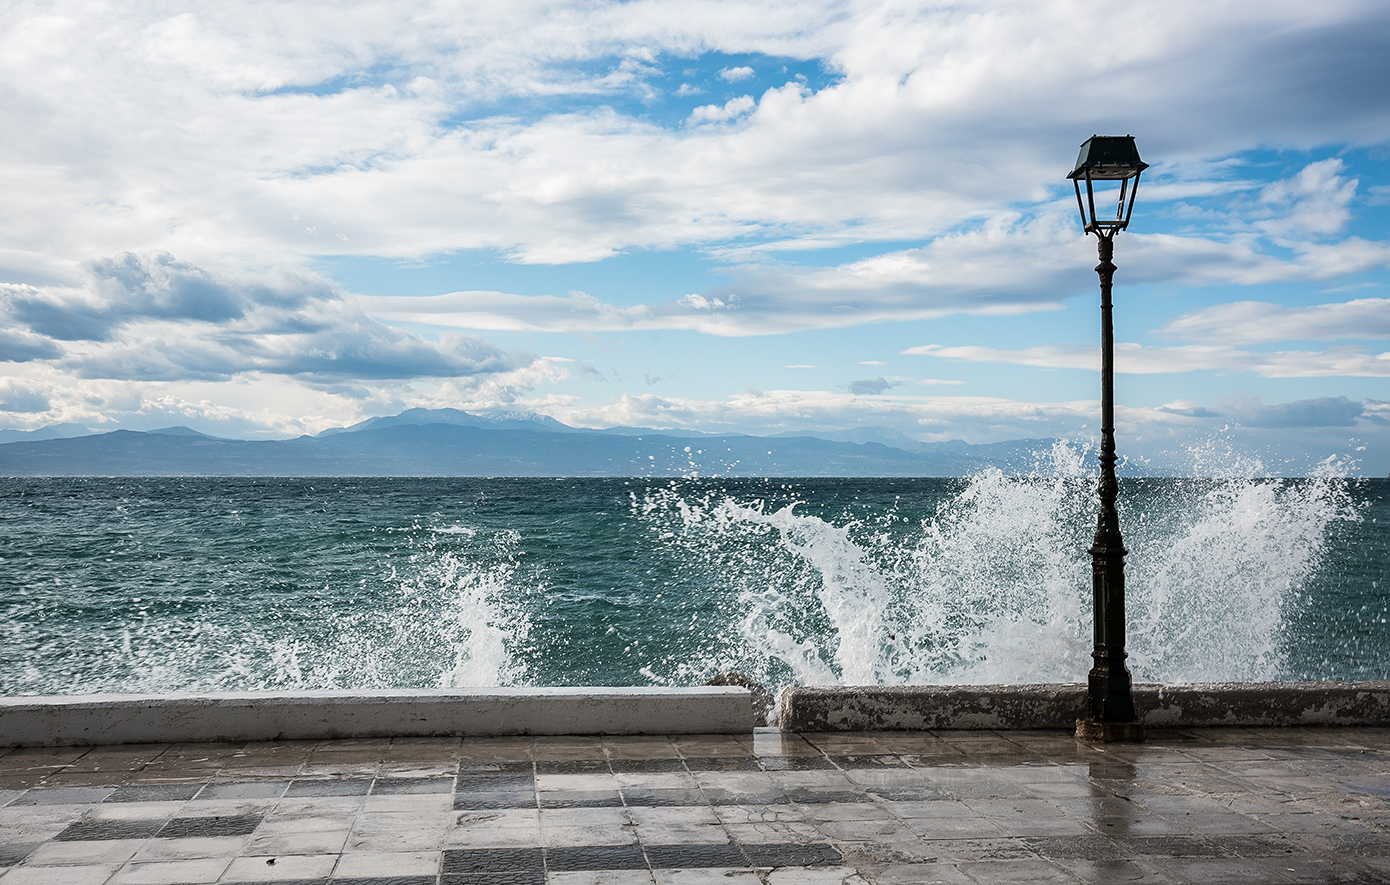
[
  {"x1": 539, "y1": 791, "x2": 624, "y2": 809},
  {"x1": 546, "y1": 844, "x2": 648, "y2": 870},
  {"x1": 1022, "y1": 836, "x2": 1126, "y2": 861},
  {"x1": 27, "y1": 837, "x2": 144, "y2": 865},
  {"x1": 913, "y1": 838, "x2": 1038, "y2": 863},
  {"x1": 441, "y1": 846, "x2": 545, "y2": 873},
  {"x1": 542, "y1": 824, "x2": 637, "y2": 848},
  {"x1": 870, "y1": 861, "x2": 977, "y2": 884},
  {"x1": 258, "y1": 807, "x2": 358, "y2": 833},
  {"x1": 452, "y1": 791, "x2": 535, "y2": 810},
  {"x1": 331, "y1": 849, "x2": 440, "y2": 878},
  {"x1": 84, "y1": 801, "x2": 187, "y2": 821},
  {"x1": 740, "y1": 841, "x2": 842, "y2": 868},
  {"x1": 679, "y1": 757, "x2": 760, "y2": 772},
  {"x1": 757, "y1": 756, "x2": 837, "y2": 772},
  {"x1": 535, "y1": 761, "x2": 609, "y2": 776},
  {"x1": 0, "y1": 844, "x2": 34, "y2": 867},
  {"x1": 536, "y1": 774, "x2": 615, "y2": 793},
  {"x1": 131, "y1": 835, "x2": 248, "y2": 860},
  {"x1": 613, "y1": 773, "x2": 697, "y2": 791},
  {"x1": 444, "y1": 809, "x2": 541, "y2": 849},
  {"x1": 222, "y1": 853, "x2": 336, "y2": 881},
  {"x1": 104, "y1": 784, "x2": 204, "y2": 804},
  {"x1": 371, "y1": 777, "x2": 453, "y2": 795},
  {"x1": 954, "y1": 858, "x2": 1080, "y2": 883},
  {"x1": 902, "y1": 815, "x2": 1006, "y2": 840},
  {"x1": 53, "y1": 819, "x2": 165, "y2": 842},
  {"x1": 723, "y1": 819, "x2": 827, "y2": 846},
  {"x1": 765, "y1": 869, "x2": 870, "y2": 884},
  {"x1": 107, "y1": 856, "x2": 231, "y2": 884},
  {"x1": 457, "y1": 760, "x2": 534, "y2": 775},
  {"x1": 671, "y1": 736, "x2": 755, "y2": 759},
  {"x1": 0, "y1": 864, "x2": 122, "y2": 884},
  {"x1": 619, "y1": 789, "x2": 707, "y2": 807},
  {"x1": 196, "y1": 782, "x2": 288, "y2": 801},
  {"x1": 1114, "y1": 835, "x2": 1227, "y2": 857},
  {"x1": 270, "y1": 796, "x2": 363, "y2": 816},
  {"x1": 610, "y1": 759, "x2": 687, "y2": 774},
  {"x1": 627, "y1": 807, "x2": 728, "y2": 845},
  {"x1": 1047, "y1": 857, "x2": 1186, "y2": 885},
  {"x1": 1162, "y1": 856, "x2": 1310, "y2": 884},
  {"x1": 547, "y1": 872, "x2": 657, "y2": 885},
  {"x1": 0, "y1": 812, "x2": 83, "y2": 845},
  {"x1": 750, "y1": 734, "x2": 819, "y2": 758},
  {"x1": 243, "y1": 828, "x2": 350, "y2": 856},
  {"x1": 284, "y1": 779, "x2": 372, "y2": 798},
  {"x1": 804, "y1": 802, "x2": 893, "y2": 822},
  {"x1": 347, "y1": 810, "x2": 451, "y2": 851},
  {"x1": 362, "y1": 793, "x2": 452, "y2": 813},
  {"x1": 10, "y1": 788, "x2": 113, "y2": 806},
  {"x1": 645, "y1": 842, "x2": 746, "y2": 869},
  {"x1": 156, "y1": 813, "x2": 262, "y2": 838},
  {"x1": 819, "y1": 818, "x2": 924, "y2": 845},
  {"x1": 601, "y1": 739, "x2": 678, "y2": 761}
]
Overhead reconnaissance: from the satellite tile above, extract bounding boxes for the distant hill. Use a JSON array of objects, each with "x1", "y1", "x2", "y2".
[
  {"x1": 0, "y1": 423, "x2": 92, "y2": 444},
  {"x1": 0, "y1": 410, "x2": 1053, "y2": 477}
]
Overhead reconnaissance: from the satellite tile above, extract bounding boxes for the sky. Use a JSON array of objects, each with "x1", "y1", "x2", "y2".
[{"x1": 2, "y1": 0, "x2": 1389, "y2": 474}]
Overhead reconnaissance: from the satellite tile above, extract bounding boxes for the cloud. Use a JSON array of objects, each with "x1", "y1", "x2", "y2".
[
  {"x1": 687, "y1": 94, "x2": 755, "y2": 124},
  {"x1": 1, "y1": 253, "x2": 537, "y2": 382},
  {"x1": 1157, "y1": 400, "x2": 1222, "y2": 418},
  {"x1": 1254, "y1": 158, "x2": 1357, "y2": 239},
  {"x1": 1218, "y1": 393, "x2": 1365, "y2": 428},
  {"x1": 0, "y1": 321, "x2": 63, "y2": 362},
  {"x1": 904, "y1": 342, "x2": 1390, "y2": 378},
  {"x1": 718, "y1": 65, "x2": 755, "y2": 82},
  {"x1": 360, "y1": 169, "x2": 1390, "y2": 338},
  {"x1": 4, "y1": 2, "x2": 1390, "y2": 274},
  {"x1": 0, "y1": 381, "x2": 48, "y2": 412},
  {"x1": 1160, "y1": 298, "x2": 1390, "y2": 344},
  {"x1": 848, "y1": 376, "x2": 896, "y2": 395}
]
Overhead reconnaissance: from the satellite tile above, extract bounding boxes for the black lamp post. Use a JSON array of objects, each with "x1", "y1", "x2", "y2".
[{"x1": 1068, "y1": 135, "x2": 1147, "y2": 743}]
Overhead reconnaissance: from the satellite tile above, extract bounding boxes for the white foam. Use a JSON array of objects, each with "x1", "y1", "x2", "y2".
[{"x1": 634, "y1": 441, "x2": 1360, "y2": 695}]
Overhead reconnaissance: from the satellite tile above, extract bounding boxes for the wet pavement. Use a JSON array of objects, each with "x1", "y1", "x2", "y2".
[{"x1": 0, "y1": 727, "x2": 1387, "y2": 884}]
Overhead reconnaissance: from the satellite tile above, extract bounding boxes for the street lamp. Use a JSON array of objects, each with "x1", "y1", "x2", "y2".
[{"x1": 1068, "y1": 135, "x2": 1147, "y2": 743}]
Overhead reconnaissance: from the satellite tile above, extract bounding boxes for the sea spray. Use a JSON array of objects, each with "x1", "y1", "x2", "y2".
[
  {"x1": 630, "y1": 445, "x2": 1362, "y2": 694},
  {"x1": 0, "y1": 474, "x2": 1378, "y2": 695}
]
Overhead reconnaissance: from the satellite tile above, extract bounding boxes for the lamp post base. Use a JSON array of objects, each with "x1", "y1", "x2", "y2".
[{"x1": 1075, "y1": 717, "x2": 1145, "y2": 743}]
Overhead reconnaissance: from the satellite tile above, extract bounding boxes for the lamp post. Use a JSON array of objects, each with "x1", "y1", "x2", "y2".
[{"x1": 1068, "y1": 135, "x2": 1147, "y2": 743}]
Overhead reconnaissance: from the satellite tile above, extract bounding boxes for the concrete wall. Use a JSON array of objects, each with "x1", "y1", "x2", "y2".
[
  {"x1": 779, "y1": 681, "x2": 1390, "y2": 731},
  {"x1": 0, "y1": 687, "x2": 756, "y2": 748}
]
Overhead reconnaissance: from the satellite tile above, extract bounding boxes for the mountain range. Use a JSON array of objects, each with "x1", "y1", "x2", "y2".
[{"x1": 0, "y1": 409, "x2": 1052, "y2": 477}]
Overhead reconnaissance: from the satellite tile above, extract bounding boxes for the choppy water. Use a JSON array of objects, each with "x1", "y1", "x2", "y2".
[{"x1": 1, "y1": 454, "x2": 1386, "y2": 696}]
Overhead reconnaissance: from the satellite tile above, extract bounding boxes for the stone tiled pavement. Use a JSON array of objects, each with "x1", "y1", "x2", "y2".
[{"x1": 0, "y1": 728, "x2": 1388, "y2": 884}]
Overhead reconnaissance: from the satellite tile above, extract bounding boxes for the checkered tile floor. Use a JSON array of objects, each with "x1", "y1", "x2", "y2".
[{"x1": 0, "y1": 727, "x2": 1388, "y2": 883}]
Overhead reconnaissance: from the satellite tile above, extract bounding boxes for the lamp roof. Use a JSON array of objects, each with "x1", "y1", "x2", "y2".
[{"x1": 1068, "y1": 135, "x2": 1148, "y2": 180}]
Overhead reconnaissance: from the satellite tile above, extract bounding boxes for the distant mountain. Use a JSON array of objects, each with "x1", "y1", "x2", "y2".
[
  {"x1": 317, "y1": 407, "x2": 573, "y2": 436},
  {"x1": 146, "y1": 426, "x2": 216, "y2": 437},
  {"x1": 0, "y1": 423, "x2": 93, "y2": 444},
  {"x1": 0, "y1": 410, "x2": 1054, "y2": 477}
]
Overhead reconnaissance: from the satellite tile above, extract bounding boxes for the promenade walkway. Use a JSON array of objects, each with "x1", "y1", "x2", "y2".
[{"x1": 0, "y1": 727, "x2": 1386, "y2": 884}]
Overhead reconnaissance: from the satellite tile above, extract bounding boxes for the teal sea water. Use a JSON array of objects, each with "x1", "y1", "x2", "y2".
[{"x1": 1, "y1": 464, "x2": 1386, "y2": 697}]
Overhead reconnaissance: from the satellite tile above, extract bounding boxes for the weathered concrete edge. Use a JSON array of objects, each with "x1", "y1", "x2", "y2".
[
  {"x1": 0, "y1": 687, "x2": 755, "y2": 747},
  {"x1": 778, "y1": 681, "x2": 1390, "y2": 731}
]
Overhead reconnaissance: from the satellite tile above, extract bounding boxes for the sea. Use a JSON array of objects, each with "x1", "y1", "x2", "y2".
[{"x1": 1, "y1": 447, "x2": 1386, "y2": 698}]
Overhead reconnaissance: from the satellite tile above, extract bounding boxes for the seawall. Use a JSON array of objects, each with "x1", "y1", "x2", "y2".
[{"x1": 779, "y1": 681, "x2": 1390, "y2": 731}]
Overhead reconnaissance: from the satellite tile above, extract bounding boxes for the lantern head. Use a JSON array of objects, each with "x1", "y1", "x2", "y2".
[{"x1": 1068, "y1": 135, "x2": 1147, "y2": 236}]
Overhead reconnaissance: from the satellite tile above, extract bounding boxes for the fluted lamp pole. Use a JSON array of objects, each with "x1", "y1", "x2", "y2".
[{"x1": 1069, "y1": 135, "x2": 1147, "y2": 743}]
